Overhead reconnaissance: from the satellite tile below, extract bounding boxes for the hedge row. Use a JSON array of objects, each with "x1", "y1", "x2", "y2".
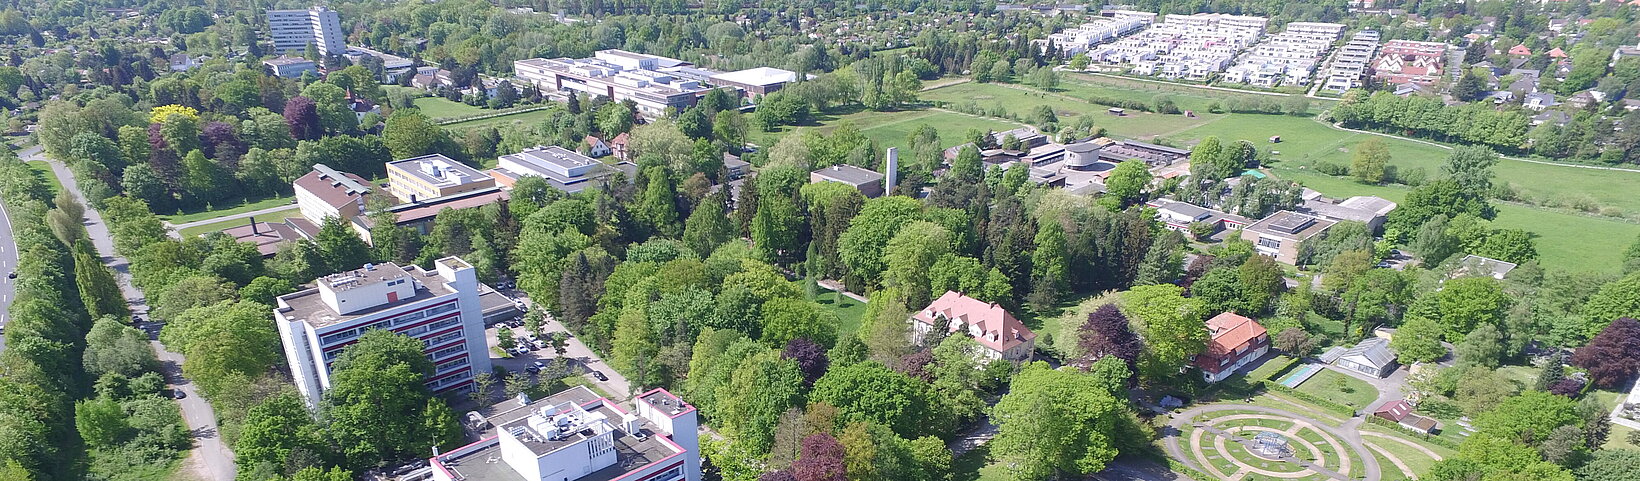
[
  {"x1": 1260, "y1": 356, "x2": 1301, "y2": 382},
  {"x1": 1364, "y1": 415, "x2": 1462, "y2": 450},
  {"x1": 1260, "y1": 380, "x2": 1358, "y2": 418}
]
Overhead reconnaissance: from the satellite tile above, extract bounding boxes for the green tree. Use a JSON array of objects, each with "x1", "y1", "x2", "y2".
[
  {"x1": 1122, "y1": 285, "x2": 1207, "y2": 384},
  {"x1": 83, "y1": 316, "x2": 156, "y2": 379},
  {"x1": 682, "y1": 194, "x2": 735, "y2": 258},
  {"x1": 74, "y1": 245, "x2": 128, "y2": 320},
  {"x1": 164, "y1": 300, "x2": 282, "y2": 397},
  {"x1": 74, "y1": 397, "x2": 129, "y2": 448},
  {"x1": 883, "y1": 221, "x2": 952, "y2": 310},
  {"x1": 989, "y1": 362, "x2": 1137, "y2": 481},
  {"x1": 752, "y1": 194, "x2": 801, "y2": 264},
  {"x1": 1582, "y1": 271, "x2": 1640, "y2": 337},
  {"x1": 761, "y1": 298, "x2": 838, "y2": 348},
  {"x1": 1441, "y1": 146, "x2": 1500, "y2": 196},
  {"x1": 315, "y1": 217, "x2": 372, "y2": 274},
  {"x1": 1433, "y1": 276, "x2": 1511, "y2": 340},
  {"x1": 597, "y1": 102, "x2": 635, "y2": 136},
  {"x1": 1474, "y1": 390, "x2": 1582, "y2": 447},
  {"x1": 718, "y1": 349, "x2": 804, "y2": 454},
  {"x1": 637, "y1": 166, "x2": 682, "y2": 237},
  {"x1": 838, "y1": 197, "x2": 923, "y2": 287},
  {"x1": 382, "y1": 109, "x2": 449, "y2": 160},
  {"x1": 321, "y1": 330, "x2": 442, "y2": 470},
  {"x1": 1456, "y1": 324, "x2": 1506, "y2": 368},
  {"x1": 1350, "y1": 139, "x2": 1390, "y2": 184},
  {"x1": 1576, "y1": 449, "x2": 1640, "y2": 481},
  {"x1": 1409, "y1": 216, "x2": 1457, "y2": 265},
  {"x1": 1102, "y1": 160, "x2": 1151, "y2": 207},
  {"x1": 236, "y1": 392, "x2": 325, "y2": 477},
  {"x1": 1391, "y1": 316, "x2": 1447, "y2": 364},
  {"x1": 811, "y1": 361, "x2": 942, "y2": 438}
]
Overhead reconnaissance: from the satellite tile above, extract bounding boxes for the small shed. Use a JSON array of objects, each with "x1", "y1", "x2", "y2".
[
  {"x1": 1269, "y1": 135, "x2": 1281, "y2": 143},
  {"x1": 1108, "y1": 107, "x2": 1126, "y2": 116}
]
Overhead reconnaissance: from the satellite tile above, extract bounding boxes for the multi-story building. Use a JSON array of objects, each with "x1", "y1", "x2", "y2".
[
  {"x1": 1323, "y1": 30, "x2": 1381, "y2": 92},
  {"x1": 707, "y1": 67, "x2": 802, "y2": 98},
  {"x1": 1240, "y1": 210, "x2": 1337, "y2": 264},
  {"x1": 1224, "y1": 22, "x2": 1343, "y2": 87},
  {"x1": 293, "y1": 163, "x2": 371, "y2": 226},
  {"x1": 1034, "y1": 14, "x2": 1151, "y2": 57},
  {"x1": 1195, "y1": 312, "x2": 1269, "y2": 383},
  {"x1": 273, "y1": 257, "x2": 493, "y2": 406},
  {"x1": 1091, "y1": 13, "x2": 1268, "y2": 81},
  {"x1": 514, "y1": 50, "x2": 715, "y2": 117},
  {"x1": 909, "y1": 291, "x2": 1037, "y2": 362},
  {"x1": 490, "y1": 145, "x2": 638, "y2": 194},
  {"x1": 423, "y1": 386, "x2": 701, "y2": 481},
  {"x1": 266, "y1": 6, "x2": 345, "y2": 56},
  {"x1": 386, "y1": 154, "x2": 497, "y2": 203},
  {"x1": 1373, "y1": 40, "x2": 1449, "y2": 86}
]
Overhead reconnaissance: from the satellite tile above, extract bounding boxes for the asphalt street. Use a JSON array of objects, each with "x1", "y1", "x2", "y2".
[
  {"x1": 0, "y1": 191, "x2": 16, "y2": 354},
  {"x1": 29, "y1": 147, "x2": 237, "y2": 481}
]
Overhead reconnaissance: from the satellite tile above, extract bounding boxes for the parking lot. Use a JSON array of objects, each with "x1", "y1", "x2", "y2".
[{"x1": 479, "y1": 292, "x2": 632, "y2": 401}]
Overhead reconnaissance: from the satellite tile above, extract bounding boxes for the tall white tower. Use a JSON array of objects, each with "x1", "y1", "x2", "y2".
[{"x1": 884, "y1": 147, "x2": 899, "y2": 194}]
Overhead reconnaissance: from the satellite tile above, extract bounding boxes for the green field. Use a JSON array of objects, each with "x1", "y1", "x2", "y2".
[
  {"x1": 920, "y1": 79, "x2": 1640, "y2": 273},
  {"x1": 413, "y1": 96, "x2": 488, "y2": 120},
  {"x1": 750, "y1": 107, "x2": 1020, "y2": 161},
  {"x1": 178, "y1": 207, "x2": 301, "y2": 238},
  {"x1": 805, "y1": 280, "x2": 868, "y2": 335},
  {"x1": 1293, "y1": 370, "x2": 1377, "y2": 410},
  {"x1": 442, "y1": 108, "x2": 553, "y2": 130},
  {"x1": 158, "y1": 195, "x2": 295, "y2": 224}
]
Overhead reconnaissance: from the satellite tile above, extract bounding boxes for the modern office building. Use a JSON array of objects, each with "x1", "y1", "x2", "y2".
[
  {"x1": 267, "y1": 6, "x2": 345, "y2": 56},
  {"x1": 385, "y1": 154, "x2": 497, "y2": 203},
  {"x1": 423, "y1": 386, "x2": 701, "y2": 481},
  {"x1": 513, "y1": 50, "x2": 713, "y2": 117},
  {"x1": 490, "y1": 145, "x2": 637, "y2": 194},
  {"x1": 273, "y1": 257, "x2": 493, "y2": 406},
  {"x1": 1241, "y1": 210, "x2": 1337, "y2": 264}
]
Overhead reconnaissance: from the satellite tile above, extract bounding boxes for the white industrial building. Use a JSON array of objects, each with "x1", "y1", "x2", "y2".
[
  {"x1": 514, "y1": 50, "x2": 715, "y2": 117},
  {"x1": 266, "y1": 6, "x2": 345, "y2": 56},
  {"x1": 273, "y1": 258, "x2": 493, "y2": 406},
  {"x1": 490, "y1": 145, "x2": 637, "y2": 194}
]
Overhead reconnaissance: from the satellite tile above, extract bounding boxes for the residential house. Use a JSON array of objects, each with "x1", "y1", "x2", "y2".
[
  {"x1": 1331, "y1": 337, "x2": 1397, "y2": 378},
  {"x1": 723, "y1": 153, "x2": 750, "y2": 180},
  {"x1": 1567, "y1": 91, "x2": 1600, "y2": 109},
  {"x1": 168, "y1": 53, "x2": 203, "y2": 72},
  {"x1": 1195, "y1": 312, "x2": 1270, "y2": 383},
  {"x1": 347, "y1": 95, "x2": 380, "y2": 121},
  {"x1": 1524, "y1": 92, "x2": 1558, "y2": 111},
  {"x1": 1507, "y1": 44, "x2": 1532, "y2": 56},
  {"x1": 1547, "y1": 47, "x2": 1568, "y2": 59},
  {"x1": 1374, "y1": 399, "x2": 1441, "y2": 434},
  {"x1": 1241, "y1": 210, "x2": 1337, "y2": 265},
  {"x1": 909, "y1": 291, "x2": 1037, "y2": 362},
  {"x1": 610, "y1": 133, "x2": 631, "y2": 161},
  {"x1": 1453, "y1": 254, "x2": 1517, "y2": 280},
  {"x1": 1373, "y1": 40, "x2": 1448, "y2": 85},
  {"x1": 583, "y1": 136, "x2": 612, "y2": 157}
]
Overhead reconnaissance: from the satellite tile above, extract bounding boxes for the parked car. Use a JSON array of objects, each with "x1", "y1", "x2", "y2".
[
  {"x1": 172, "y1": 390, "x2": 187, "y2": 399},
  {"x1": 533, "y1": 361, "x2": 547, "y2": 370},
  {"x1": 591, "y1": 371, "x2": 608, "y2": 381}
]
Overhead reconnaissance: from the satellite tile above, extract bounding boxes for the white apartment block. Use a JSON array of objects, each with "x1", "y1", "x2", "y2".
[
  {"x1": 1090, "y1": 13, "x2": 1268, "y2": 81},
  {"x1": 514, "y1": 50, "x2": 714, "y2": 117},
  {"x1": 1036, "y1": 15, "x2": 1151, "y2": 57},
  {"x1": 1224, "y1": 22, "x2": 1344, "y2": 87},
  {"x1": 267, "y1": 6, "x2": 345, "y2": 56},
  {"x1": 274, "y1": 258, "x2": 493, "y2": 407},
  {"x1": 1323, "y1": 30, "x2": 1381, "y2": 92},
  {"x1": 423, "y1": 386, "x2": 701, "y2": 481}
]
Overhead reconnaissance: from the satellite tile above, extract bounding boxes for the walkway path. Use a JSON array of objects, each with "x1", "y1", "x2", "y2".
[
  {"x1": 1359, "y1": 431, "x2": 1444, "y2": 461},
  {"x1": 1165, "y1": 404, "x2": 1382, "y2": 481},
  {"x1": 1070, "y1": 72, "x2": 1293, "y2": 97},
  {"x1": 24, "y1": 146, "x2": 236, "y2": 481},
  {"x1": 164, "y1": 204, "x2": 298, "y2": 239}
]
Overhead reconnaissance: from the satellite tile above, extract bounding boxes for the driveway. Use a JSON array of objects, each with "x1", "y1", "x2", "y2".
[
  {"x1": 490, "y1": 297, "x2": 632, "y2": 401},
  {"x1": 30, "y1": 148, "x2": 236, "y2": 481}
]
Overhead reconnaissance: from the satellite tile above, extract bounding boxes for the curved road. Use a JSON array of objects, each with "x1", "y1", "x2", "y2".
[
  {"x1": 0, "y1": 191, "x2": 16, "y2": 353},
  {"x1": 1164, "y1": 403, "x2": 1382, "y2": 481},
  {"x1": 24, "y1": 147, "x2": 236, "y2": 481}
]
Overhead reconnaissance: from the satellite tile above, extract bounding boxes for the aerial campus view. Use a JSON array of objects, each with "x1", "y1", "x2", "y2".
[{"x1": 0, "y1": 1, "x2": 1639, "y2": 481}]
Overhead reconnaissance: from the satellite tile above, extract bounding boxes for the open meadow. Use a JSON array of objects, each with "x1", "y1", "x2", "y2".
[{"x1": 749, "y1": 107, "x2": 1021, "y2": 157}]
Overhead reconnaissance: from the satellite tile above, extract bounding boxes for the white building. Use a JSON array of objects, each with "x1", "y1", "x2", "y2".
[
  {"x1": 385, "y1": 154, "x2": 497, "y2": 203},
  {"x1": 267, "y1": 6, "x2": 345, "y2": 56},
  {"x1": 263, "y1": 56, "x2": 319, "y2": 78},
  {"x1": 490, "y1": 145, "x2": 636, "y2": 194},
  {"x1": 1322, "y1": 30, "x2": 1381, "y2": 92},
  {"x1": 273, "y1": 258, "x2": 493, "y2": 406},
  {"x1": 908, "y1": 291, "x2": 1037, "y2": 362},
  {"x1": 514, "y1": 50, "x2": 714, "y2": 117},
  {"x1": 1034, "y1": 14, "x2": 1151, "y2": 57},
  {"x1": 1224, "y1": 22, "x2": 1343, "y2": 87},
  {"x1": 1090, "y1": 13, "x2": 1268, "y2": 81},
  {"x1": 293, "y1": 163, "x2": 371, "y2": 226},
  {"x1": 424, "y1": 386, "x2": 701, "y2": 481}
]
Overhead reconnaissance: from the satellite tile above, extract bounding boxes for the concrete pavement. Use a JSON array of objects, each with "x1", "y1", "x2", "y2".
[
  {"x1": 164, "y1": 204, "x2": 298, "y2": 239},
  {"x1": 1164, "y1": 404, "x2": 1382, "y2": 481},
  {"x1": 34, "y1": 151, "x2": 237, "y2": 481},
  {"x1": 0, "y1": 191, "x2": 17, "y2": 354}
]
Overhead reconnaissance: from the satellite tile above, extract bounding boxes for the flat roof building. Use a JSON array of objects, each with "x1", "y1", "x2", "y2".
[
  {"x1": 386, "y1": 154, "x2": 496, "y2": 203},
  {"x1": 1241, "y1": 210, "x2": 1337, "y2": 265},
  {"x1": 709, "y1": 67, "x2": 801, "y2": 97},
  {"x1": 1301, "y1": 195, "x2": 1396, "y2": 232},
  {"x1": 267, "y1": 6, "x2": 345, "y2": 56},
  {"x1": 490, "y1": 145, "x2": 634, "y2": 194},
  {"x1": 273, "y1": 257, "x2": 493, "y2": 406},
  {"x1": 263, "y1": 56, "x2": 319, "y2": 78},
  {"x1": 514, "y1": 50, "x2": 713, "y2": 117},
  {"x1": 419, "y1": 386, "x2": 700, "y2": 481},
  {"x1": 810, "y1": 164, "x2": 886, "y2": 198}
]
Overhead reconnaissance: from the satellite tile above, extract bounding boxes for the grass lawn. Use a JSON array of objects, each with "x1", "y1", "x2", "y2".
[
  {"x1": 442, "y1": 107, "x2": 553, "y2": 130},
  {"x1": 749, "y1": 107, "x2": 1020, "y2": 158},
  {"x1": 1608, "y1": 422, "x2": 1640, "y2": 450},
  {"x1": 1293, "y1": 370, "x2": 1378, "y2": 410},
  {"x1": 177, "y1": 207, "x2": 300, "y2": 238},
  {"x1": 1361, "y1": 428, "x2": 1454, "y2": 477},
  {"x1": 805, "y1": 280, "x2": 868, "y2": 335},
  {"x1": 413, "y1": 96, "x2": 488, "y2": 120},
  {"x1": 158, "y1": 195, "x2": 295, "y2": 224},
  {"x1": 1248, "y1": 355, "x2": 1295, "y2": 380},
  {"x1": 952, "y1": 445, "x2": 1010, "y2": 481},
  {"x1": 1493, "y1": 365, "x2": 1542, "y2": 387},
  {"x1": 26, "y1": 161, "x2": 62, "y2": 199}
]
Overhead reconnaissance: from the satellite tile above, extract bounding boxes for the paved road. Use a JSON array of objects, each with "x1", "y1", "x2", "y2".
[
  {"x1": 165, "y1": 204, "x2": 298, "y2": 239},
  {"x1": 0, "y1": 192, "x2": 16, "y2": 354},
  {"x1": 29, "y1": 148, "x2": 237, "y2": 481}
]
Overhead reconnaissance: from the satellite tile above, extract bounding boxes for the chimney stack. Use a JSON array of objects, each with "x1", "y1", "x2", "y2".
[
  {"x1": 885, "y1": 147, "x2": 899, "y2": 194},
  {"x1": 249, "y1": 216, "x2": 258, "y2": 236}
]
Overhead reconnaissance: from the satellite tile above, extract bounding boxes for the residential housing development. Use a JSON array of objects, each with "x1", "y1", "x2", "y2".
[
  {"x1": 1322, "y1": 30, "x2": 1382, "y2": 92},
  {"x1": 1223, "y1": 22, "x2": 1345, "y2": 87},
  {"x1": 1033, "y1": 11, "x2": 1153, "y2": 57},
  {"x1": 273, "y1": 258, "x2": 494, "y2": 406},
  {"x1": 418, "y1": 386, "x2": 701, "y2": 481},
  {"x1": 909, "y1": 291, "x2": 1037, "y2": 362},
  {"x1": 1092, "y1": 13, "x2": 1269, "y2": 80},
  {"x1": 1373, "y1": 40, "x2": 1449, "y2": 86}
]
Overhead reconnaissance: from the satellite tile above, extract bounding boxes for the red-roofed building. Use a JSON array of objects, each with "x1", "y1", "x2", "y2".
[
  {"x1": 1508, "y1": 44, "x2": 1533, "y2": 56},
  {"x1": 910, "y1": 291, "x2": 1037, "y2": 362},
  {"x1": 1194, "y1": 312, "x2": 1270, "y2": 383},
  {"x1": 1548, "y1": 47, "x2": 1568, "y2": 59},
  {"x1": 1373, "y1": 399, "x2": 1441, "y2": 433},
  {"x1": 610, "y1": 132, "x2": 632, "y2": 161}
]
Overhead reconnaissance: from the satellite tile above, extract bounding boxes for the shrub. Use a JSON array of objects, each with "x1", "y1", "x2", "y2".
[{"x1": 1314, "y1": 161, "x2": 1349, "y2": 176}]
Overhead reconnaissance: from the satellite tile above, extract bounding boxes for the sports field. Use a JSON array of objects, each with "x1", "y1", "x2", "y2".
[{"x1": 919, "y1": 79, "x2": 1640, "y2": 273}]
